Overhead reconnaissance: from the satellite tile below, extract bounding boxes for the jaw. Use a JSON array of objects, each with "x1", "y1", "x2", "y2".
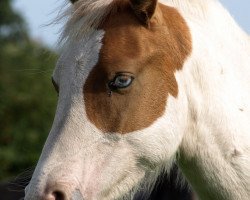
[
  {"x1": 80, "y1": 140, "x2": 146, "y2": 200},
  {"x1": 97, "y1": 170, "x2": 146, "y2": 200}
]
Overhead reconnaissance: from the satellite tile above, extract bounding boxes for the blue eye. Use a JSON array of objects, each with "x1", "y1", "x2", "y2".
[{"x1": 108, "y1": 74, "x2": 134, "y2": 90}]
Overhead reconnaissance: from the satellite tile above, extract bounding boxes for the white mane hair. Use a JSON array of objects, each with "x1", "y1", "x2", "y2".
[
  {"x1": 58, "y1": 0, "x2": 211, "y2": 42},
  {"x1": 59, "y1": 0, "x2": 114, "y2": 43},
  {"x1": 58, "y1": 0, "x2": 250, "y2": 42}
]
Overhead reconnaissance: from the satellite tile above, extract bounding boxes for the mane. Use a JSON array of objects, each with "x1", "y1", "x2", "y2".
[
  {"x1": 58, "y1": 0, "x2": 217, "y2": 43},
  {"x1": 59, "y1": 0, "x2": 117, "y2": 43}
]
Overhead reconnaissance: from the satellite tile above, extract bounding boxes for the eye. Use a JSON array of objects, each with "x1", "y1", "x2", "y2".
[{"x1": 108, "y1": 74, "x2": 134, "y2": 90}]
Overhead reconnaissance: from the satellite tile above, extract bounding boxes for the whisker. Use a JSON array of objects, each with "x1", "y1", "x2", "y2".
[{"x1": 6, "y1": 167, "x2": 35, "y2": 192}]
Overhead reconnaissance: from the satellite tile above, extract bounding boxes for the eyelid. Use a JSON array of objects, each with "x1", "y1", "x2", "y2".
[
  {"x1": 108, "y1": 74, "x2": 134, "y2": 91},
  {"x1": 51, "y1": 77, "x2": 59, "y2": 93},
  {"x1": 115, "y1": 72, "x2": 134, "y2": 77}
]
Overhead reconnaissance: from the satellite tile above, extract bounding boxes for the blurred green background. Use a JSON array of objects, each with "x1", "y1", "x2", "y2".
[{"x1": 0, "y1": 0, "x2": 58, "y2": 181}]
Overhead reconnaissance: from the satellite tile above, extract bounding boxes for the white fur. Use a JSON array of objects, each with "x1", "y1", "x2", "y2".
[
  {"x1": 25, "y1": 0, "x2": 250, "y2": 199},
  {"x1": 167, "y1": 1, "x2": 250, "y2": 199}
]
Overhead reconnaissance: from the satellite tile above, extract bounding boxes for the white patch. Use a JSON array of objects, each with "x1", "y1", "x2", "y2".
[
  {"x1": 25, "y1": 29, "x2": 106, "y2": 199},
  {"x1": 162, "y1": 0, "x2": 250, "y2": 199},
  {"x1": 60, "y1": 0, "x2": 113, "y2": 43}
]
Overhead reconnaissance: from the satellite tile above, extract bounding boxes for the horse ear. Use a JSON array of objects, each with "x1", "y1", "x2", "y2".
[
  {"x1": 70, "y1": 0, "x2": 78, "y2": 3},
  {"x1": 130, "y1": 0, "x2": 158, "y2": 25}
]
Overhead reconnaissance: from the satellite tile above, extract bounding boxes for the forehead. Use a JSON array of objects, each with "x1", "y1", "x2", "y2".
[
  {"x1": 56, "y1": 1, "x2": 191, "y2": 74},
  {"x1": 98, "y1": 2, "x2": 191, "y2": 70}
]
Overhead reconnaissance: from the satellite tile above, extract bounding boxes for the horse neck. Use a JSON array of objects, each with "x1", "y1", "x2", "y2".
[{"x1": 167, "y1": 0, "x2": 250, "y2": 199}]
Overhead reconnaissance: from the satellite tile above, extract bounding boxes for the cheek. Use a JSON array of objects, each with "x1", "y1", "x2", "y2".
[{"x1": 83, "y1": 64, "x2": 176, "y2": 134}]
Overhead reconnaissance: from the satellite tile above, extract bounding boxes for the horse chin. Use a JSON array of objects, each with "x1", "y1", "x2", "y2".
[
  {"x1": 97, "y1": 170, "x2": 146, "y2": 200},
  {"x1": 96, "y1": 166, "x2": 164, "y2": 200},
  {"x1": 83, "y1": 167, "x2": 145, "y2": 200}
]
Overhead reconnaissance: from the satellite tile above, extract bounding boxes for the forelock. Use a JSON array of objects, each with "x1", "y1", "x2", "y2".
[{"x1": 59, "y1": 0, "x2": 117, "y2": 43}]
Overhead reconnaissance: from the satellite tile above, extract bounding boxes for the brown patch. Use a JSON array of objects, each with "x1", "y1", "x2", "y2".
[{"x1": 84, "y1": 2, "x2": 192, "y2": 133}]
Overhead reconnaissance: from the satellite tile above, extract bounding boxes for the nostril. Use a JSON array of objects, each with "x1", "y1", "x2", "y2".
[
  {"x1": 43, "y1": 190, "x2": 66, "y2": 200},
  {"x1": 52, "y1": 191, "x2": 65, "y2": 200},
  {"x1": 43, "y1": 188, "x2": 67, "y2": 200},
  {"x1": 42, "y1": 180, "x2": 78, "y2": 200}
]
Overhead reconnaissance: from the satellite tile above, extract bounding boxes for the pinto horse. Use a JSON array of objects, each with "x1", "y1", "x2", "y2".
[{"x1": 25, "y1": 0, "x2": 250, "y2": 199}]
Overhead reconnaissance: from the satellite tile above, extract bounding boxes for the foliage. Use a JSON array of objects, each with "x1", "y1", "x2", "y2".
[
  {"x1": 0, "y1": 0, "x2": 28, "y2": 43},
  {"x1": 0, "y1": 0, "x2": 58, "y2": 180}
]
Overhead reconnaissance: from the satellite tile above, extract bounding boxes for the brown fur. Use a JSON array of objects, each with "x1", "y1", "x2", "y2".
[{"x1": 84, "y1": 1, "x2": 192, "y2": 134}]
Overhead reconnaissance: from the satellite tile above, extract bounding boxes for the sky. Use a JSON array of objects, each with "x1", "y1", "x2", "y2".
[{"x1": 13, "y1": 0, "x2": 250, "y2": 49}]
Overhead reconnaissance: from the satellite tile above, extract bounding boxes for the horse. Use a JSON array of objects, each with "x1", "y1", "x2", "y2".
[{"x1": 24, "y1": 0, "x2": 250, "y2": 199}]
